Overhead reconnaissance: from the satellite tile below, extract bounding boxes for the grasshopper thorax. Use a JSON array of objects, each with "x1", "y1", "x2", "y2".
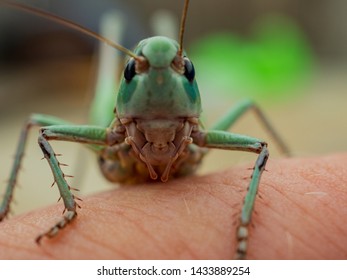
[{"x1": 114, "y1": 36, "x2": 202, "y2": 182}]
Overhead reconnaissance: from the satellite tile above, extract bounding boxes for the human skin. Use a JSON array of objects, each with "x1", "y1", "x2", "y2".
[{"x1": 0, "y1": 153, "x2": 346, "y2": 259}]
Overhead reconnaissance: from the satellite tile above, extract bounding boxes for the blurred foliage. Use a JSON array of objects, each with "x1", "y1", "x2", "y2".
[{"x1": 189, "y1": 15, "x2": 313, "y2": 104}]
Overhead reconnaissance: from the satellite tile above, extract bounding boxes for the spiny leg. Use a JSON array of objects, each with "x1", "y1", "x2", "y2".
[
  {"x1": 236, "y1": 146, "x2": 268, "y2": 259},
  {"x1": 210, "y1": 99, "x2": 290, "y2": 156},
  {"x1": 35, "y1": 124, "x2": 119, "y2": 243},
  {"x1": 0, "y1": 114, "x2": 72, "y2": 221},
  {"x1": 193, "y1": 130, "x2": 269, "y2": 259},
  {"x1": 36, "y1": 133, "x2": 78, "y2": 244}
]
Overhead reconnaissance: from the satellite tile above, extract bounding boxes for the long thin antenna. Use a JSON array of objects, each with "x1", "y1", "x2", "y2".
[
  {"x1": 0, "y1": 0, "x2": 139, "y2": 59},
  {"x1": 178, "y1": 0, "x2": 190, "y2": 56}
]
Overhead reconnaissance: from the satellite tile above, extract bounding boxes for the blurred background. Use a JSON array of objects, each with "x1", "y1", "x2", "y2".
[{"x1": 0, "y1": 0, "x2": 346, "y2": 214}]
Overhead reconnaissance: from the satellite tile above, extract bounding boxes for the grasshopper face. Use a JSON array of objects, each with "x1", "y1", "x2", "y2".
[{"x1": 116, "y1": 36, "x2": 201, "y2": 120}]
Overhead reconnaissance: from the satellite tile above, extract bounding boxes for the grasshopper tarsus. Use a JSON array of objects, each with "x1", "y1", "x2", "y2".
[{"x1": 35, "y1": 210, "x2": 77, "y2": 245}]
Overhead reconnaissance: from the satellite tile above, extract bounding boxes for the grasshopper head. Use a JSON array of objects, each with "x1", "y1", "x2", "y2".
[{"x1": 116, "y1": 36, "x2": 201, "y2": 120}]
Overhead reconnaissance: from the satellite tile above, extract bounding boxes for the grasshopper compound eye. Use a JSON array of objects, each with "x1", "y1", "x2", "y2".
[
  {"x1": 124, "y1": 58, "x2": 136, "y2": 82},
  {"x1": 183, "y1": 57, "x2": 195, "y2": 82}
]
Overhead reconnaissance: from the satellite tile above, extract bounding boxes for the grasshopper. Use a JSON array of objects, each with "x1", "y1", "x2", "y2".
[{"x1": 0, "y1": 0, "x2": 289, "y2": 259}]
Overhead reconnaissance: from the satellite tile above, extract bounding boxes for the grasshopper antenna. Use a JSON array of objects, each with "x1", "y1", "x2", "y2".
[
  {"x1": 0, "y1": 0, "x2": 139, "y2": 60},
  {"x1": 178, "y1": 0, "x2": 190, "y2": 56}
]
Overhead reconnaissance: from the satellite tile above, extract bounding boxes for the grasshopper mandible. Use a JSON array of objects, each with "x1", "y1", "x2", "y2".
[{"x1": 0, "y1": 0, "x2": 289, "y2": 259}]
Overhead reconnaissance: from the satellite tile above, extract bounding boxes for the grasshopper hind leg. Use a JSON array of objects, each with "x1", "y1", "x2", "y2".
[
  {"x1": 0, "y1": 114, "x2": 72, "y2": 221},
  {"x1": 211, "y1": 99, "x2": 290, "y2": 156}
]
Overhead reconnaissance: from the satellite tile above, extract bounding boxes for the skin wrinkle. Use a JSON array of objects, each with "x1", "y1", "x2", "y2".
[
  {"x1": 250, "y1": 200, "x2": 322, "y2": 259},
  {"x1": 113, "y1": 203, "x2": 168, "y2": 222},
  {"x1": 197, "y1": 184, "x2": 235, "y2": 208},
  {"x1": 263, "y1": 179, "x2": 345, "y2": 256},
  {"x1": 163, "y1": 223, "x2": 199, "y2": 259},
  {"x1": 302, "y1": 169, "x2": 334, "y2": 192},
  {"x1": 115, "y1": 206, "x2": 170, "y2": 258},
  {"x1": 317, "y1": 157, "x2": 346, "y2": 183},
  {"x1": 245, "y1": 199, "x2": 286, "y2": 258},
  {"x1": 37, "y1": 226, "x2": 81, "y2": 259},
  {"x1": 72, "y1": 224, "x2": 130, "y2": 259},
  {"x1": 180, "y1": 203, "x2": 233, "y2": 258},
  {"x1": 185, "y1": 187, "x2": 236, "y2": 235},
  {"x1": 294, "y1": 169, "x2": 347, "y2": 251},
  {"x1": 176, "y1": 214, "x2": 226, "y2": 259},
  {"x1": 0, "y1": 219, "x2": 51, "y2": 259},
  {"x1": 191, "y1": 169, "x2": 246, "y2": 206},
  {"x1": 310, "y1": 197, "x2": 347, "y2": 251},
  {"x1": 57, "y1": 203, "x2": 145, "y2": 259},
  {"x1": 85, "y1": 197, "x2": 172, "y2": 259},
  {"x1": 88, "y1": 202, "x2": 125, "y2": 217},
  {"x1": 303, "y1": 191, "x2": 347, "y2": 236},
  {"x1": 37, "y1": 203, "x2": 128, "y2": 259},
  {"x1": 65, "y1": 234, "x2": 105, "y2": 259},
  {"x1": 0, "y1": 239, "x2": 37, "y2": 258},
  {"x1": 255, "y1": 156, "x2": 347, "y2": 259},
  {"x1": 262, "y1": 227, "x2": 287, "y2": 259},
  {"x1": 177, "y1": 241, "x2": 199, "y2": 259},
  {"x1": 122, "y1": 182, "x2": 198, "y2": 218},
  {"x1": 157, "y1": 178, "x2": 236, "y2": 259}
]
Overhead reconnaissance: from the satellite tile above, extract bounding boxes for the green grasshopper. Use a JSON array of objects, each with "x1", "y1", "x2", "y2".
[{"x1": 0, "y1": 0, "x2": 289, "y2": 259}]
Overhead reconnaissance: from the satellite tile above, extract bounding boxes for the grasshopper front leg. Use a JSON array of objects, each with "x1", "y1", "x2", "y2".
[
  {"x1": 193, "y1": 130, "x2": 269, "y2": 259},
  {"x1": 34, "y1": 124, "x2": 119, "y2": 243},
  {"x1": 36, "y1": 132, "x2": 78, "y2": 244},
  {"x1": 0, "y1": 115, "x2": 123, "y2": 244}
]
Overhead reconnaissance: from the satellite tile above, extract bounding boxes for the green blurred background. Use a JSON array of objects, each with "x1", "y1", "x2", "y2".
[{"x1": 0, "y1": 0, "x2": 346, "y2": 214}]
